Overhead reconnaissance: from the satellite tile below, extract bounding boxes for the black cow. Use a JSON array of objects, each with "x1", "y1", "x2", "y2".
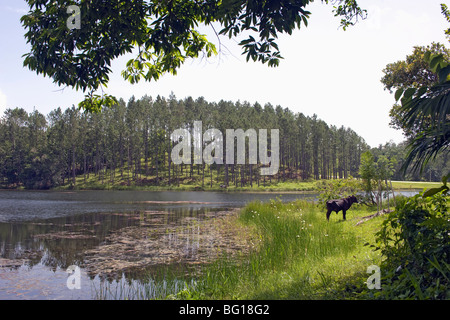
[{"x1": 326, "y1": 195, "x2": 358, "y2": 221}]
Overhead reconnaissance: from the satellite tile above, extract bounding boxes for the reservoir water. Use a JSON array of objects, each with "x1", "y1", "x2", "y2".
[{"x1": 0, "y1": 190, "x2": 317, "y2": 299}]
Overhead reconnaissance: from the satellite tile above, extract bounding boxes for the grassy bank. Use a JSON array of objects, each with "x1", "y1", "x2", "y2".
[
  {"x1": 390, "y1": 180, "x2": 442, "y2": 190},
  {"x1": 175, "y1": 199, "x2": 383, "y2": 300},
  {"x1": 54, "y1": 171, "x2": 320, "y2": 192},
  {"x1": 52, "y1": 172, "x2": 441, "y2": 193}
]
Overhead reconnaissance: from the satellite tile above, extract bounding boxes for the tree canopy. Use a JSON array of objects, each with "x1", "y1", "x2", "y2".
[
  {"x1": 381, "y1": 42, "x2": 450, "y2": 138},
  {"x1": 394, "y1": 50, "x2": 450, "y2": 173},
  {"x1": 0, "y1": 95, "x2": 368, "y2": 189},
  {"x1": 21, "y1": 0, "x2": 366, "y2": 112},
  {"x1": 382, "y1": 5, "x2": 450, "y2": 174}
]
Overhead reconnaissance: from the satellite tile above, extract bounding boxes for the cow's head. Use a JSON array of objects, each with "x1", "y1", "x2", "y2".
[{"x1": 349, "y1": 195, "x2": 358, "y2": 203}]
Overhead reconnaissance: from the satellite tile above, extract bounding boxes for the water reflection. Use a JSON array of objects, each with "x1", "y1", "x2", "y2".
[
  {"x1": 0, "y1": 190, "x2": 316, "y2": 222},
  {"x1": 0, "y1": 189, "x2": 416, "y2": 299},
  {"x1": 0, "y1": 201, "x2": 251, "y2": 299},
  {"x1": 0, "y1": 207, "x2": 234, "y2": 275}
]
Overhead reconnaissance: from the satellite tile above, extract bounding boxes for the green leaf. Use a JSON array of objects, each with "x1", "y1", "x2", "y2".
[
  {"x1": 395, "y1": 88, "x2": 404, "y2": 101},
  {"x1": 430, "y1": 54, "x2": 444, "y2": 72},
  {"x1": 423, "y1": 185, "x2": 449, "y2": 198},
  {"x1": 403, "y1": 87, "x2": 417, "y2": 100},
  {"x1": 438, "y1": 65, "x2": 450, "y2": 83},
  {"x1": 443, "y1": 172, "x2": 450, "y2": 186},
  {"x1": 302, "y1": 15, "x2": 308, "y2": 27},
  {"x1": 424, "y1": 51, "x2": 432, "y2": 63},
  {"x1": 416, "y1": 86, "x2": 428, "y2": 98}
]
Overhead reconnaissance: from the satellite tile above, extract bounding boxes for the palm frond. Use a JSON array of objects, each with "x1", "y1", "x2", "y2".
[{"x1": 401, "y1": 121, "x2": 450, "y2": 174}]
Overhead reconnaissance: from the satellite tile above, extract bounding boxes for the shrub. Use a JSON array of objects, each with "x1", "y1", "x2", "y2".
[
  {"x1": 314, "y1": 177, "x2": 364, "y2": 207},
  {"x1": 371, "y1": 191, "x2": 449, "y2": 299}
]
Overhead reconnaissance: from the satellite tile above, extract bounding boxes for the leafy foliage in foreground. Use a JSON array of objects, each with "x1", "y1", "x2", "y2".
[
  {"x1": 369, "y1": 191, "x2": 450, "y2": 299},
  {"x1": 21, "y1": 0, "x2": 366, "y2": 112}
]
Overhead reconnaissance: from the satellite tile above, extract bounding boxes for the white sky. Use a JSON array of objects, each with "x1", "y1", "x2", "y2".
[{"x1": 0, "y1": 0, "x2": 449, "y2": 147}]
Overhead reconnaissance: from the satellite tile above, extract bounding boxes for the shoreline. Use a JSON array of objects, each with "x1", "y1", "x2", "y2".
[
  {"x1": 0, "y1": 186, "x2": 432, "y2": 193},
  {"x1": 0, "y1": 180, "x2": 440, "y2": 193}
]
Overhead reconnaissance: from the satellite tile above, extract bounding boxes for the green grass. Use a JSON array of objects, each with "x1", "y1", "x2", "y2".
[
  {"x1": 175, "y1": 199, "x2": 384, "y2": 300},
  {"x1": 390, "y1": 180, "x2": 443, "y2": 190},
  {"x1": 57, "y1": 166, "x2": 438, "y2": 193},
  {"x1": 52, "y1": 157, "x2": 440, "y2": 192},
  {"x1": 58, "y1": 167, "x2": 319, "y2": 192}
]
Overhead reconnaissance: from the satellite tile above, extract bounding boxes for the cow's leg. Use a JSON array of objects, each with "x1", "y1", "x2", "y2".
[
  {"x1": 326, "y1": 209, "x2": 332, "y2": 221},
  {"x1": 342, "y1": 210, "x2": 347, "y2": 220}
]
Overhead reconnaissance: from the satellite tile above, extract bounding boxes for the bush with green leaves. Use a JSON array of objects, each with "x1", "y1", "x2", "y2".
[
  {"x1": 314, "y1": 177, "x2": 363, "y2": 207},
  {"x1": 370, "y1": 191, "x2": 449, "y2": 299}
]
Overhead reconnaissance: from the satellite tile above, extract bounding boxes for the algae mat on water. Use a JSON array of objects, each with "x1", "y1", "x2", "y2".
[{"x1": 80, "y1": 209, "x2": 254, "y2": 279}]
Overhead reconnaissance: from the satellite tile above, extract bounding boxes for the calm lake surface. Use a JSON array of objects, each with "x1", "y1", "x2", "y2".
[{"x1": 0, "y1": 190, "x2": 318, "y2": 300}]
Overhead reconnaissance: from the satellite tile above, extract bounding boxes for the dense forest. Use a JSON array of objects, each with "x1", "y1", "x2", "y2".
[{"x1": 0, "y1": 94, "x2": 447, "y2": 190}]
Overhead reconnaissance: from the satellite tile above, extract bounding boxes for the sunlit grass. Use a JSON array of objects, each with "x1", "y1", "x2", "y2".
[
  {"x1": 91, "y1": 198, "x2": 387, "y2": 300},
  {"x1": 55, "y1": 162, "x2": 438, "y2": 192},
  {"x1": 182, "y1": 199, "x2": 383, "y2": 300},
  {"x1": 390, "y1": 180, "x2": 442, "y2": 190}
]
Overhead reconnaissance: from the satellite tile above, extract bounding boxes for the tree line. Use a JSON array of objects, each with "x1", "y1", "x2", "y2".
[{"x1": 0, "y1": 94, "x2": 374, "y2": 189}]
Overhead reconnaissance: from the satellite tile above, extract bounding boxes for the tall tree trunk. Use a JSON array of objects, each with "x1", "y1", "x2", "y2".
[
  {"x1": 83, "y1": 152, "x2": 87, "y2": 183},
  {"x1": 210, "y1": 165, "x2": 213, "y2": 188},
  {"x1": 72, "y1": 143, "x2": 76, "y2": 186},
  {"x1": 225, "y1": 164, "x2": 229, "y2": 187},
  {"x1": 202, "y1": 163, "x2": 205, "y2": 187},
  {"x1": 155, "y1": 145, "x2": 159, "y2": 185},
  {"x1": 168, "y1": 141, "x2": 171, "y2": 185},
  {"x1": 127, "y1": 141, "x2": 131, "y2": 186}
]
